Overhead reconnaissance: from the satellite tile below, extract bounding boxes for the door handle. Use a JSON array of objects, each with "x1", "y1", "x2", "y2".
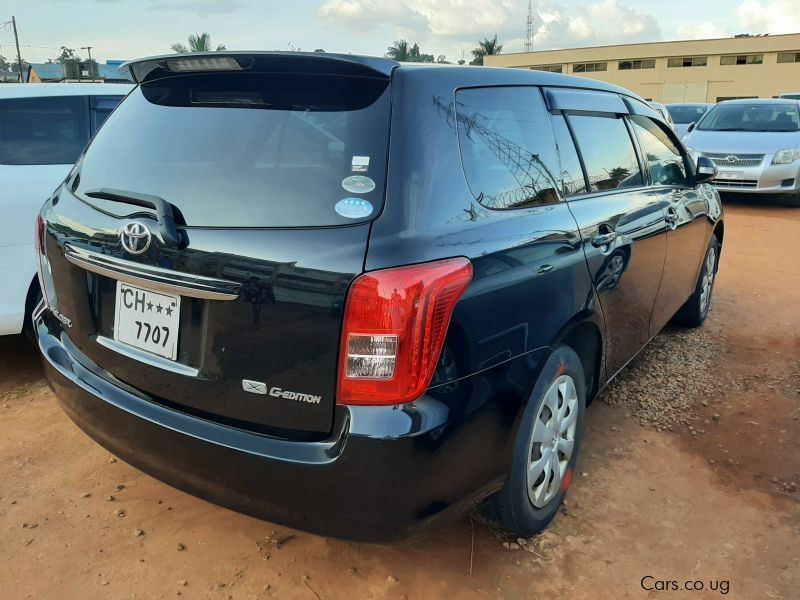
[{"x1": 591, "y1": 226, "x2": 617, "y2": 248}]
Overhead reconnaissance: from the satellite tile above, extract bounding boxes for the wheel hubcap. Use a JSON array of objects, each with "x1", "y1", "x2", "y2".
[
  {"x1": 700, "y1": 246, "x2": 716, "y2": 312},
  {"x1": 527, "y1": 374, "x2": 578, "y2": 508}
]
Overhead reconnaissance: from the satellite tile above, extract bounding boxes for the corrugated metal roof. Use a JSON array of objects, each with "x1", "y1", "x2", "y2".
[{"x1": 27, "y1": 63, "x2": 64, "y2": 81}]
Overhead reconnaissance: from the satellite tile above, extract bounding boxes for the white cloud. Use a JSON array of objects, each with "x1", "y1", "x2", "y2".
[
  {"x1": 318, "y1": 0, "x2": 515, "y2": 37},
  {"x1": 677, "y1": 22, "x2": 730, "y2": 39},
  {"x1": 530, "y1": 0, "x2": 661, "y2": 49},
  {"x1": 736, "y1": 0, "x2": 800, "y2": 33}
]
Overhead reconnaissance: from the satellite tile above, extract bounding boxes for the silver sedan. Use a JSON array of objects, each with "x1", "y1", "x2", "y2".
[{"x1": 682, "y1": 99, "x2": 800, "y2": 205}]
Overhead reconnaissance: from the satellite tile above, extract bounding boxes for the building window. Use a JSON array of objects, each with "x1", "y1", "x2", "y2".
[
  {"x1": 720, "y1": 54, "x2": 763, "y2": 65},
  {"x1": 530, "y1": 64, "x2": 563, "y2": 73},
  {"x1": 716, "y1": 96, "x2": 758, "y2": 102},
  {"x1": 667, "y1": 56, "x2": 708, "y2": 68},
  {"x1": 618, "y1": 59, "x2": 656, "y2": 70},
  {"x1": 572, "y1": 62, "x2": 607, "y2": 73},
  {"x1": 777, "y1": 52, "x2": 800, "y2": 63}
]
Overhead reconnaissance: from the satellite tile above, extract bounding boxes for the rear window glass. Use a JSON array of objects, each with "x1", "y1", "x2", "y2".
[
  {"x1": 567, "y1": 115, "x2": 643, "y2": 192},
  {"x1": 75, "y1": 73, "x2": 391, "y2": 227},
  {"x1": 666, "y1": 104, "x2": 709, "y2": 124},
  {"x1": 0, "y1": 96, "x2": 88, "y2": 165},
  {"x1": 455, "y1": 86, "x2": 562, "y2": 209}
]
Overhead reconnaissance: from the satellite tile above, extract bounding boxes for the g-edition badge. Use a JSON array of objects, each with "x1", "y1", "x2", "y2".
[
  {"x1": 242, "y1": 380, "x2": 322, "y2": 404},
  {"x1": 342, "y1": 175, "x2": 376, "y2": 194}
]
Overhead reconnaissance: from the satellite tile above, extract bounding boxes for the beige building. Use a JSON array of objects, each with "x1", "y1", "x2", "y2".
[{"x1": 485, "y1": 33, "x2": 800, "y2": 103}]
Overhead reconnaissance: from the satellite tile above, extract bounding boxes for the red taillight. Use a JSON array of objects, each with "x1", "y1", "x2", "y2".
[{"x1": 337, "y1": 257, "x2": 472, "y2": 406}]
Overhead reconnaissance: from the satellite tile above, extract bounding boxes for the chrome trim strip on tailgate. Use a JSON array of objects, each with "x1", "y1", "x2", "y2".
[
  {"x1": 64, "y1": 244, "x2": 241, "y2": 301},
  {"x1": 95, "y1": 335, "x2": 201, "y2": 377}
]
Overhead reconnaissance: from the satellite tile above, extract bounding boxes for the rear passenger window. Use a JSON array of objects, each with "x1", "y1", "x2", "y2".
[
  {"x1": 456, "y1": 87, "x2": 561, "y2": 209},
  {"x1": 0, "y1": 96, "x2": 88, "y2": 165},
  {"x1": 628, "y1": 115, "x2": 688, "y2": 186},
  {"x1": 567, "y1": 114, "x2": 643, "y2": 192},
  {"x1": 549, "y1": 115, "x2": 587, "y2": 196}
]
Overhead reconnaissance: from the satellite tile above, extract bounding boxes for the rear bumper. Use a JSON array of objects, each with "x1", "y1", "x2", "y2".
[{"x1": 37, "y1": 316, "x2": 521, "y2": 541}]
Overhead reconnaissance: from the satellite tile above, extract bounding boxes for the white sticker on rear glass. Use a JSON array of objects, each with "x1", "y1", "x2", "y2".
[
  {"x1": 351, "y1": 156, "x2": 370, "y2": 172},
  {"x1": 335, "y1": 198, "x2": 373, "y2": 219},
  {"x1": 342, "y1": 175, "x2": 376, "y2": 194}
]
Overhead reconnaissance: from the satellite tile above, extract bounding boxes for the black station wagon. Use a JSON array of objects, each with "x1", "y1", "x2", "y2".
[{"x1": 35, "y1": 52, "x2": 723, "y2": 541}]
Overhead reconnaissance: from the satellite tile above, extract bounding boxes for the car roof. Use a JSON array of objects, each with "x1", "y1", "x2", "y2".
[
  {"x1": 718, "y1": 98, "x2": 800, "y2": 105},
  {"x1": 666, "y1": 102, "x2": 712, "y2": 106},
  {"x1": 120, "y1": 51, "x2": 646, "y2": 101},
  {"x1": 0, "y1": 82, "x2": 133, "y2": 99}
]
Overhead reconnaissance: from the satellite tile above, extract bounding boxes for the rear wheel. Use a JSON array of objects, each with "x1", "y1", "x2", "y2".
[
  {"x1": 23, "y1": 278, "x2": 42, "y2": 347},
  {"x1": 675, "y1": 234, "x2": 718, "y2": 327},
  {"x1": 477, "y1": 346, "x2": 586, "y2": 536}
]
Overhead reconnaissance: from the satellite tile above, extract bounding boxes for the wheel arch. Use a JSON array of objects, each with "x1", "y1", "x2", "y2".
[{"x1": 552, "y1": 317, "x2": 604, "y2": 405}]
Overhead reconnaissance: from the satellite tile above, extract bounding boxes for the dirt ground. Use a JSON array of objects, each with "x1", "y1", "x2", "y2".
[{"x1": 1, "y1": 202, "x2": 798, "y2": 600}]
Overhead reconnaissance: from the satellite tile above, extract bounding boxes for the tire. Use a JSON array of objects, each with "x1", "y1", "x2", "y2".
[
  {"x1": 675, "y1": 234, "x2": 718, "y2": 327},
  {"x1": 476, "y1": 346, "x2": 587, "y2": 537},
  {"x1": 23, "y1": 279, "x2": 43, "y2": 348}
]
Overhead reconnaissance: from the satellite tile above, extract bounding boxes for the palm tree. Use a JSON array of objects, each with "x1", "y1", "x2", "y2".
[
  {"x1": 171, "y1": 33, "x2": 226, "y2": 53},
  {"x1": 470, "y1": 35, "x2": 503, "y2": 66},
  {"x1": 386, "y1": 40, "x2": 412, "y2": 62}
]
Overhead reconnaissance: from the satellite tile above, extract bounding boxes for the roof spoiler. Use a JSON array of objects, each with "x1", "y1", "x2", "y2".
[{"x1": 119, "y1": 51, "x2": 398, "y2": 84}]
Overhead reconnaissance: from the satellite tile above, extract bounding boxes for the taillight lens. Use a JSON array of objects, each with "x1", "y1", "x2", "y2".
[{"x1": 337, "y1": 257, "x2": 472, "y2": 405}]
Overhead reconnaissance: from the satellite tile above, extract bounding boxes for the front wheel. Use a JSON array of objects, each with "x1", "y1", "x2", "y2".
[
  {"x1": 675, "y1": 234, "x2": 719, "y2": 327},
  {"x1": 476, "y1": 346, "x2": 586, "y2": 536}
]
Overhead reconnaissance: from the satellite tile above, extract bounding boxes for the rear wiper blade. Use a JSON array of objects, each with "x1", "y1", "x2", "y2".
[{"x1": 84, "y1": 187, "x2": 185, "y2": 249}]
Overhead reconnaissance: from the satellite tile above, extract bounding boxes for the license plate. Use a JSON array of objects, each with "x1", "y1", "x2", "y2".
[
  {"x1": 113, "y1": 281, "x2": 180, "y2": 360},
  {"x1": 717, "y1": 171, "x2": 743, "y2": 180}
]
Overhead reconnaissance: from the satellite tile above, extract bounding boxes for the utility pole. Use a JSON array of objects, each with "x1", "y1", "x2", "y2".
[
  {"x1": 12, "y1": 16, "x2": 24, "y2": 82},
  {"x1": 81, "y1": 46, "x2": 93, "y2": 80}
]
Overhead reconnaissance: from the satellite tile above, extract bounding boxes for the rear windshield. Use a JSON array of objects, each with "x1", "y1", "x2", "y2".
[
  {"x1": 697, "y1": 103, "x2": 800, "y2": 132},
  {"x1": 75, "y1": 72, "x2": 390, "y2": 227},
  {"x1": 666, "y1": 104, "x2": 709, "y2": 124}
]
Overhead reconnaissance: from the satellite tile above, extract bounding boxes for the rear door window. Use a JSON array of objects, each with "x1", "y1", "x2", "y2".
[
  {"x1": 566, "y1": 114, "x2": 643, "y2": 192},
  {"x1": 455, "y1": 86, "x2": 562, "y2": 209},
  {"x1": 549, "y1": 115, "x2": 587, "y2": 197},
  {"x1": 0, "y1": 96, "x2": 88, "y2": 165},
  {"x1": 628, "y1": 115, "x2": 689, "y2": 186},
  {"x1": 75, "y1": 73, "x2": 391, "y2": 227}
]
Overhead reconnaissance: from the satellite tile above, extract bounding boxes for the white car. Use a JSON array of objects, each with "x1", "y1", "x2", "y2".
[
  {"x1": 649, "y1": 101, "x2": 676, "y2": 132},
  {"x1": 0, "y1": 83, "x2": 131, "y2": 336}
]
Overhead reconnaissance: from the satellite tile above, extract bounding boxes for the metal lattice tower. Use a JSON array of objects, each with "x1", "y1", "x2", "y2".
[
  {"x1": 525, "y1": 0, "x2": 534, "y2": 53},
  {"x1": 433, "y1": 96, "x2": 559, "y2": 209}
]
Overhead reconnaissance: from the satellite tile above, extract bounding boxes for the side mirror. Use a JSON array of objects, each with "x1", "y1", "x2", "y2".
[
  {"x1": 695, "y1": 156, "x2": 717, "y2": 184},
  {"x1": 687, "y1": 122, "x2": 696, "y2": 133}
]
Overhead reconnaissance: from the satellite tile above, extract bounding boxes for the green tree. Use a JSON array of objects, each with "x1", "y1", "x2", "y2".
[
  {"x1": 470, "y1": 35, "x2": 503, "y2": 66},
  {"x1": 386, "y1": 39, "x2": 434, "y2": 63},
  {"x1": 436, "y1": 54, "x2": 451, "y2": 64},
  {"x1": 171, "y1": 33, "x2": 226, "y2": 53}
]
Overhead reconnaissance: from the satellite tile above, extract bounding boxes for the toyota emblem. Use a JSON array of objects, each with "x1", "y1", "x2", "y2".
[
  {"x1": 725, "y1": 155, "x2": 738, "y2": 163},
  {"x1": 120, "y1": 222, "x2": 152, "y2": 255}
]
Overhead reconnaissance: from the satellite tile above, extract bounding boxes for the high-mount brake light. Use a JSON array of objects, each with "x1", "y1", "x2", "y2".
[
  {"x1": 165, "y1": 57, "x2": 243, "y2": 72},
  {"x1": 337, "y1": 257, "x2": 473, "y2": 406}
]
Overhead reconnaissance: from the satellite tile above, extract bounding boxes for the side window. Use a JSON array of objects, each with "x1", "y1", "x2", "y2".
[
  {"x1": 628, "y1": 115, "x2": 689, "y2": 186},
  {"x1": 0, "y1": 96, "x2": 89, "y2": 165},
  {"x1": 549, "y1": 115, "x2": 587, "y2": 197},
  {"x1": 456, "y1": 87, "x2": 562, "y2": 209},
  {"x1": 567, "y1": 114, "x2": 643, "y2": 192},
  {"x1": 90, "y1": 96, "x2": 123, "y2": 135}
]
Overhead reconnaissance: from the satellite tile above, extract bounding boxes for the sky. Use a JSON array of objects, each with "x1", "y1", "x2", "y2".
[{"x1": 2, "y1": 0, "x2": 799, "y2": 66}]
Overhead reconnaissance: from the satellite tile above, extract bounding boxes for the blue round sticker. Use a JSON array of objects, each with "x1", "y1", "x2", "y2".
[{"x1": 335, "y1": 197, "x2": 374, "y2": 219}]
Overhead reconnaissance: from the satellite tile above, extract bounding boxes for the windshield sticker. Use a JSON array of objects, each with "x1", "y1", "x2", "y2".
[
  {"x1": 351, "y1": 156, "x2": 370, "y2": 172},
  {"x1": 341, "y1": 175, "x2": 376, "y2": 194},
  {"x1": 335, "y1": 198, "x2": 374, "y2": 219}
]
